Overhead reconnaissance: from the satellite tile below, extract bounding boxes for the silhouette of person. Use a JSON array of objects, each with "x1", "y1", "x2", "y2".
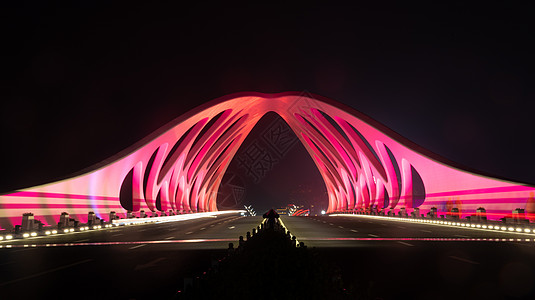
[{"x1": 262, "y1": 209, "x2": 279, "y2": 230}]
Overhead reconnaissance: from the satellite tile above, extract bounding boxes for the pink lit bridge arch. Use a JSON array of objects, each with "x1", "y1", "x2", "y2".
[{"x1": 1, "y1": 92, "x2": 534, "y2": 229}]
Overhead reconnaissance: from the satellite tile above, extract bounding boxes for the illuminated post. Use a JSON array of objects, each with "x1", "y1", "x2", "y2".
[
  {"x1": 512, "y1": 208, "x2": 527, "y2": 224},
  {"x1": 475, "y1": 207, "x2": 487, "y2": 222},
  {"x1": 88, "y1": 211, "x2": 96, "y2": 225},
  {"x1": 428, "y1": 207, "x2": 438, "y2": 218},
  {"x1": 21, "y1": 213, "x2": 34, "y2": 231},
  {"x1": 109, "y1": 211, "x2": 117, "y2": 222},
  {"x1": 59, "y1": 212, "x2": 70, "y2": 228},
  {"x1": 449, "y1": 208, "x2": 459, "y2": 220}
]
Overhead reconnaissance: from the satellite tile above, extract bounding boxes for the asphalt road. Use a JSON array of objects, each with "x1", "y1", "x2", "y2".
[
  {"x1": 283, "y1": 215, "x2": 535, "y2": 247},
  {"x1": 2, "y1": 213, "x2": 535, "y2": 299},
  {"x1": 0, "y1": 213, "x2": 263, "y2": 299},
  {"x1": 282, "y1": 215, "x2": 535, "y2": 300}
]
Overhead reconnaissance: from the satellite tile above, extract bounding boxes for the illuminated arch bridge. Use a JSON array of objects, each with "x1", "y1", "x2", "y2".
[{"x1": 1, "y1": 92, "x2": 534, "y2": 229}]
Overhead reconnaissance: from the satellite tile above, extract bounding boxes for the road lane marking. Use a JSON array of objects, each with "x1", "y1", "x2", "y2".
[
  {"x1": 368, "y1": 234, "x2": 380, "y2": 237},
  {"x1": 200, "y1": 227, "x2": 206, "y2": 230},
  {"x1": 111, "y1": 233, "x2": 124, "y2": 237},
  {"x1": 129, "y1": 244, "x2": 147, "y2": 250},
  {"x1": 185, "y1": 232, "x2": 194, "y2": 235},
  {"x1": 329, "y1": 223, "x2": 334, "y2": 225},
  {"x1": 12, "y1": 248, "x2": 36, "y2": 253},
  {"x1": 228, "y1": 226, "x2": 235, "y2": 229},
  {"x1": 0, "y1": 259, "x2": 93, "y2": 287},
  {"x1": 322, "y1": 221, "x2": 326, "y2": 223},
  {"x1": 397, "y1": 226, "x2": 406, "y2": 229},
  {"x1": 165, "y1": 236, "x2": 175, "y2": 240},
  {"x1": 350, "y1": 229, "x2": 359, "y2": 233},
  {"x1": 449, "y1": 256, "x2": 479, "y2": 264},
  {"x1": 397, "y1": 241, "x2": 414, "y2": 247},
  {"x1": 338, "y1": 226, "x2": 344, "y2": 229},
  {"x1": 135, "y1": 257, "x2": 167, "y2": 270},
  {"x1": 455, "y1": 234, "x2": 469, "y2": 238},
  {"x1": 210, "y1": 224, "x2": 215, "y2": 227},
  {"x1": 74, "y1": 239, "x2": 89, "y2": 243},
  {"x1": 419, "y1": 230, "x2": 432, "y2": 233}
]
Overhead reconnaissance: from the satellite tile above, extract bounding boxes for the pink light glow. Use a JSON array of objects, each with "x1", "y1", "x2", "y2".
[{"x1": 1, "y1": 92, "x2": 534, "y2": 229}]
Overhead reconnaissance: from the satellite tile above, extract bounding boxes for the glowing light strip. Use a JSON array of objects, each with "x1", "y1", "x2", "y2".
[
  {"x1": 298, "y1": 237, "x2": 535, "y2": 242},
  {"x1": 0, "y1": 238, "x2": 237, "y2": 249},
  {"x1": 112, "y1": 210, "x2": 246, "y2": 225},
  {"x1": 329, "y1": 214, "x2": 535, "y2": 235}
]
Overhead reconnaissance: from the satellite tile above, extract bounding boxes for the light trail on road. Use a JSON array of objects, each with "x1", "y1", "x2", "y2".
[{"x1": 0, "y1": 238, "x2": 238, "y2": 248}]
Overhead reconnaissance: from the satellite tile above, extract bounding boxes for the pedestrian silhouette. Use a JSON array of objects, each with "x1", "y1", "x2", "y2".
[{"x1": 262, "y1": 209, "x2": 279, "y2": 230}]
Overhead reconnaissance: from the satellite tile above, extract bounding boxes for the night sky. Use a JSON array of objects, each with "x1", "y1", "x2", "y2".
[{"x1": 2, "y1": 3, "x2": 534, "y2": 210}]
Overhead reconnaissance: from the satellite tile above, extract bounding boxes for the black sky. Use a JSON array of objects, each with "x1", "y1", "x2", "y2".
[{"x1": 1, "y1": 2, "x2": 535, "y2": 195}]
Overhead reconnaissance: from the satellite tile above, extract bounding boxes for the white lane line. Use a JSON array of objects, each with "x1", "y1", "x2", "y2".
[
  {"x1": 350, "y1": 229, "x2": 359, "y2": 233},
  {"x1": 138, "y1": 229, "x2": 147, "y2": 232},
  {"x1": 228, "y1": 226, "x2": 235, "y2": 229},
  {"x1": 368, "y1": 234, "x2": 380, "y2": 237},
  {"x1": 329, "y1": 223, "x2": 334, "y2": 225},
  {"x1": 322, "y1": 221, "x2": 327, "y2": 223},
  {"x1": 12, "y1": 248, "x2": 35, "y2": 253},
  {"x1": 185, "y1": 232, "x2": 194, "y2": 235},
  {"x1": 338, "y1": 226, "x2": 344, "y2": 229},
  {"x1": 165, "y1": 236, "x2": 175, "y2": 240},
  {"x1": 111, "y1": 233, "x2": 124, "y2": 237},
  {"x1": 129, "y1": 244, "x2": 147, "y2": 250},
  {"x1": 134, "y1": 257, "x2": 167, "y2": 270},
  {"x1": 200, "y1": 227, "x2": 206, "y2": 230},
  {"x1": 420, "y1": 230, "x2": 432, "y2": 233},
  {"x1": 397, "y1": 226, "x2": 406, "y2": 229},
  {"x1": 397, "y1": 241, "x2": 414, "y2": 247},
  {"x1": 455, "y1": 234, "x2": 469, "y2": 238},
  {"x1": 0, "y1": 259, "x2": 93, "y2": 287},
  {"x1": 449, "y1": 256, "x2": 479, "y2": 265},
  {"x1": 74, "y1": 239, "x2": 89, "y2": 243},
  {"x1": 210, "y1": 224, "x2": 215, "y2": 227}
]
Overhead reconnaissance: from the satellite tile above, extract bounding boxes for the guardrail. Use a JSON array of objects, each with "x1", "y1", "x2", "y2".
[
  {"x1": 0, "y1": 210, "x2": 246, "y2": 241},
  {"x1": 330, "y1": 212, "x2": 535, "y2": 235}
]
